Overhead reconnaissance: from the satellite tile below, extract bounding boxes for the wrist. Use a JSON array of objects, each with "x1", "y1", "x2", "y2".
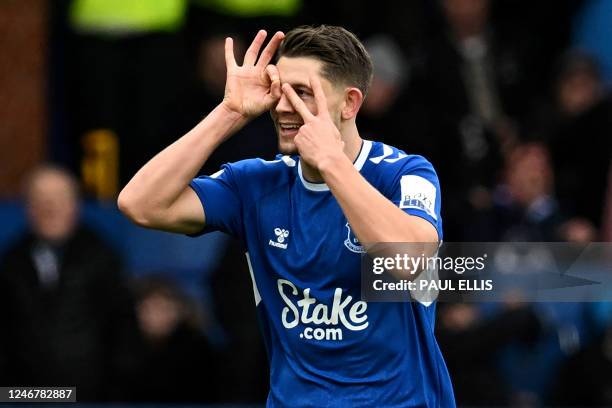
[
  {"x1": 218, "y1": 102, "x2": 250, "y2": 131},
  {"x1": 318, "y1": 152, "x2": 352, "y2": 178}
]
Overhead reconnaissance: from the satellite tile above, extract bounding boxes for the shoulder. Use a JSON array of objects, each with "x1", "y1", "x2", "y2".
[
  {"x1": 366, "y1": 141, "x2": 443, "y2": 229},
  {"x1": 221, "y1": 155, "x2": 297, "y2": 183},
  {"x1": 218, "y1": 155, "x2": 297, "y2": 198},
  {"x1": 367, "y1": 141, "x2": 436, "y2": 170},
  {"x1": 224, "y1": 155, "x2": 297, "y2": 175},
  {"x1": 364, "y1": 141, "x2": 440, "y2": 189}
]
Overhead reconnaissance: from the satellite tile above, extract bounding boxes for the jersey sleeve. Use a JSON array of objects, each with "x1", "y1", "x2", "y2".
[
  {"x1": 189, "y1": 164, "x2": 244, "y2": 239},
  {"x1": 389, "y1": 156, "x2": 443, "y2": 240}
]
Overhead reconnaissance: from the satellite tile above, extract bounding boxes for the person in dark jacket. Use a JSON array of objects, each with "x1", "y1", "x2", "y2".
[{"x1": 0, "y1": 165, "x2": 139, "y2": 401}]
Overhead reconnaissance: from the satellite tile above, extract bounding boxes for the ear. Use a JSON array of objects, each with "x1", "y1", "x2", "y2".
[{"x1": 341, "y1": 87, "x2": 364, "y2": 120}]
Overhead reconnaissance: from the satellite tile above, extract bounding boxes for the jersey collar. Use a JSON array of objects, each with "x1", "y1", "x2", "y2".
[{"x1": 298, "y1": 140, "x2": 373, "y2": 192}]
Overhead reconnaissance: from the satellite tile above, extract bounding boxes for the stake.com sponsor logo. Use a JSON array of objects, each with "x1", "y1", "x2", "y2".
[{"x1": 277, "y1": 279, "x2": 368, "y2": 341}]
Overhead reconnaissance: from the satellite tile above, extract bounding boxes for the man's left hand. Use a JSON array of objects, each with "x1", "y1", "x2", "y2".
[{"x1": 281, "y1": 76, "x2": 345, "y2": 170}]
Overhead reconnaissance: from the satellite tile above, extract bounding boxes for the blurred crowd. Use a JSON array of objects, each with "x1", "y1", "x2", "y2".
[{"x1": 1, "y1": 0, "x2": 612, "y2": 406}]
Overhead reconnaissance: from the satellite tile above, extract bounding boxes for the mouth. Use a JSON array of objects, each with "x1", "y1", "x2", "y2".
[{"x1": 278, "y1": 122, "x2": 302, "y2": 138}]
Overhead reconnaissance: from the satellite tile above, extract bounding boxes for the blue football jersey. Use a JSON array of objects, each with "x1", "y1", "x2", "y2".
[{"x1": 190, "y1": 140, "x2": 455, "y2": 408}]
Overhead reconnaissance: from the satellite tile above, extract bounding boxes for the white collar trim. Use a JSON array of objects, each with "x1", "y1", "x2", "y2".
[{"x1": 298, "y1": 140, "x2": 372, "y2": 192}]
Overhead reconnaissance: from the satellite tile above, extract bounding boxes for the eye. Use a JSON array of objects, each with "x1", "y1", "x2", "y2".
[{"x1": 296, "y1": 88, "x2": 312, "y2": 99}]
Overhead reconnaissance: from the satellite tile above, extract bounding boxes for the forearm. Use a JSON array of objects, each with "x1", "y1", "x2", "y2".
[
  {"x1": 118, "y1": 103, "x2": 246, "y2": 219},
  {"x1": 321, "y1": 158, "x2": 439, "y2": 280},
  {"x1": 321, "y1": 157, "x2": 437, "y2": 244}
]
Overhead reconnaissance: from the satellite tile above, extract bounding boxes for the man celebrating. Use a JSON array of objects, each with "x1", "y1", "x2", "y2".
[{"x1": 119, "y1": 25, "x2": 455, "y2": 407}]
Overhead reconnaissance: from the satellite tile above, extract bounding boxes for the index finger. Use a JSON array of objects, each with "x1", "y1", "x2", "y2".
[
  {"x1": 281, "y1": 83, "x2": 315, "y2": 122},
  {"x1": 310, "y1": 74, "x2": 329, "y2": 117}
]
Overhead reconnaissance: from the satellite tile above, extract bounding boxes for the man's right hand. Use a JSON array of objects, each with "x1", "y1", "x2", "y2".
[
  {"x1": 119, "y1": 29, "x2": 285, "y2": 235},
  {"x1": 222, "y1": 30, "x2": 285, "y2": 119}
]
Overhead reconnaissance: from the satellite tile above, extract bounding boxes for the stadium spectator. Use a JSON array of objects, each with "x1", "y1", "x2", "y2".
[
  {"x1": 542, "y1": 52, "x2": 612, "y2": 236},
  {"x1": 460, "y1": 144, "x2": 593, "y2": 406},
  {"x1": 466, "y1": 143, "x2": 564, "y2": 241},
  {"x1": 421, "y1": 0, "x2": 533, "y2": 239},
  {"x1": 0, "y1": 165, "x2": 140, "y2": 401},
  {"x1": 130, "y1": 276, "x2": 218, "y2": 403}
]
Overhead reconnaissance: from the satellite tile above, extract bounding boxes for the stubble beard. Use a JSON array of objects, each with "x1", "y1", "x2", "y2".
[{"x1": 278, "y1": 140, "x2": 298, "y2": 155}]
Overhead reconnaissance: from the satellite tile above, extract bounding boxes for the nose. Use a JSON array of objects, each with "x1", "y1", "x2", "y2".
[{"x1": 275, "y1": 92, "x2": 295, "y2": 114}]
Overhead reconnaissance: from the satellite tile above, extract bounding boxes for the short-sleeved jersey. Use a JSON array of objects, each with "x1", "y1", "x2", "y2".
[{"x1": 190, "y1": 140, "x2": 455, "y2": 408}]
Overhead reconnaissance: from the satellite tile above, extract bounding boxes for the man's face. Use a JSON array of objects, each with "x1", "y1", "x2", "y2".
[
  {"x1": 271, "y1": 56, "x2": 345, "y2": 155},
  {"x1": 558, "y1": 70, "x2": 601, "y2": 116},
  {"x1": 137, "y1": 293, "x2": 181, "y2": 341},
  {"x1": 506, "y1": 145, "x2": 552, "y2": 206},
  {"x1": 26, "y1": 170, "x2": 79, "y2": 242}
]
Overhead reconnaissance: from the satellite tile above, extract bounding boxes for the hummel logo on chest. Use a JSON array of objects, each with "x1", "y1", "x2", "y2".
[{"x1": 269, "y1": 227, "x2": 290, "y2": 249}]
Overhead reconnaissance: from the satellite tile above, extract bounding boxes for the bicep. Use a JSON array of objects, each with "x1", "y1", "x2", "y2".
[{"x1": 151, "y1": 187, "x2": 206, "y2": 234}]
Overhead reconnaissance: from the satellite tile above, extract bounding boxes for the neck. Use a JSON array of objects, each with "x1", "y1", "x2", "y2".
[{"x1": 300, "y1": 124, "x2": 362, "y2": 183}]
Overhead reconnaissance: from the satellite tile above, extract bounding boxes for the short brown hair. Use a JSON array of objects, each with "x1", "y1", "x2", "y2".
[{"x1": 277, "y1": 25, "x2": 373, "y2": 96}]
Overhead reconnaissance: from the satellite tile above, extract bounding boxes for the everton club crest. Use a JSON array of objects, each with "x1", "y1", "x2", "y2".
[{"x1": 344, "y1": 222, "x2": 365, "y2": 253}]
